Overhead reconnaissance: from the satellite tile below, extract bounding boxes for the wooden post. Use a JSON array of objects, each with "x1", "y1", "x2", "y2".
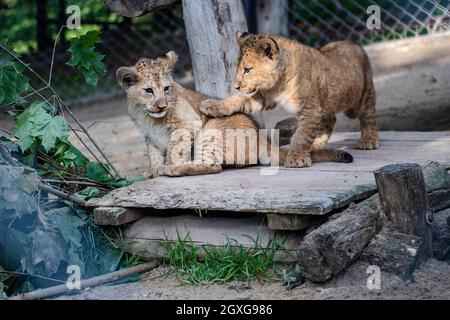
[
  {"x1": 256, "y1": 0, "x2": 288, "y2": 36},
  {"x1": 374, "y1": 163, "x2": 433, "y2": 257},
  {"x1": 182, "y1": 0, "x2": 248, "y2": 98},
  {"x1": 297, "y1": 195, "x2": 383, "y2": 282}
]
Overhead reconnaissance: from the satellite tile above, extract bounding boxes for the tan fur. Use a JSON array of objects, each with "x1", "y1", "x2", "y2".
[
  {"x1": 117, "y1": 52, "x2": 354, "y2": 177},
  {"x1": 200, "y1": 33, "x2": 379, "y2": 168}
]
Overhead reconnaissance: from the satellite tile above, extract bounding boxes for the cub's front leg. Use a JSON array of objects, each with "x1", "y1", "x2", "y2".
[
  {"x1": 164, "y1": 128, "x2": 194, "y2": 166},
  {"x1": 200, "y1": 94, "x2": 262, "y2": 118},
  {"x1": 145, "y1": 138, "x2": 165, "y2": 177},
  {"x1": 285, "y1": 110, "x2": 322, "y2": 168}
]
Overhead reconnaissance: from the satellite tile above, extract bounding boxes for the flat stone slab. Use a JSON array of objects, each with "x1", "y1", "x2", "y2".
[{"x1": 87, "y1": 132, "x2": 450, "y2": 215}]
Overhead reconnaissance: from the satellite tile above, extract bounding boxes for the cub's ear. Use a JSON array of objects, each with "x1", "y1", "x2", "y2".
[
  {"x1": 236, "y1": 31, "x2": 249, "y2": 46},
  {"x1": 161, "y1": 50, "x2": 178, "y2": 71},
  {"x1": 257, "y1": 37, "x2": 279, "y2": 60},
  {"x1": 116, "y1": 67, "x2": 139, "y2": 89}
]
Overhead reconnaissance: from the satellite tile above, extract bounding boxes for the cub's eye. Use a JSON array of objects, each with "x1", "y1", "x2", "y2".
[
  {"x1": 243, "y1": 67, "x2": 252, "y2": 74},
  {"x1": 164, "y1": 86, "x2": 170, "y2": 93},
  {"x1": 144, "y1": 88, "x2": 154, "y2": 94}
]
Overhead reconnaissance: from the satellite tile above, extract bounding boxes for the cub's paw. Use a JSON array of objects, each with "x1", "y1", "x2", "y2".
[
  {"x1": 356, "y1": 138, "x2": 379, "y2": 150},
  {"x1": 284, "y1": 152, "x2": 312, "y2": 168},
  {"x1": 145, "y1": 165, "x2": 163, "y2": 178},
  {"x1": 161, "y1": 165, "x2": 183, "y2": 177},
  {"x1": 200, "y1": 99, "x2": 227, "y2": 118}
]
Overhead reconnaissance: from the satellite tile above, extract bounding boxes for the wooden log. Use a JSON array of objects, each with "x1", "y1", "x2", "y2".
[
  {"x1": 104, "y1": 0, "x2": 178, "y2": 17},
  {"x1": 361, "y1": 231, "x2": 424, "y2": 275},
  {"x1": 428, "y1": 189, "x2": 450, "y2": 213},
  {"x1": 422, "y1": 161, "x2": 450, "y2": 212},
  {"x1": 123, "y1": 215, "x2": 302, "y2": 262},
  {"x1": 9, "y1": 260, "x2": 159, "y2": 300},
  {"x1": 374, "y1": 163, "x2": 433, "y2": 257},
  {"x1": 296, "y1": 195, "x2": 383, "y2": 282},
  {"x1": 93, "y1": 207, "x2": 145, "y2": 226},
  {"x1": 432, "y1": 208, "x2": 450, "y2": 260},
  {"x1": 267, "y1": 214, "x2": 325, "y2": 231},
  {"x1": 256, "y1": 0, "x2": 288, "y2": 36},
  {"x1": 422, "y1": 161, "x2": 450, "y2": 192},
  {"x1": 182, "y1": 0, "x2": 247, "y2": 98}
]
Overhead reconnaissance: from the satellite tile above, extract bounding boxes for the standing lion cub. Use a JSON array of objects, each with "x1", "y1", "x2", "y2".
[
  {"x1": 201, "y1": 33, "x2": 379, "y2": 168},
  {"x1": 116, "y1": 51, "x2": 353, "y2": 177}
]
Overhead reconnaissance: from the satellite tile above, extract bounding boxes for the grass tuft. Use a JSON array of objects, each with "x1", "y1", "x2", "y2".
[{"x1": 159, "y1": 231, "x2": 288, "y2": 285}]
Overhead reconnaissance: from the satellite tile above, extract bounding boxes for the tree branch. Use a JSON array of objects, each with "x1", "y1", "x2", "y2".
[
  {"x1": 8, "y1": 260, "x2": 160, "y2": 300},
  {"x1": 104, "y1": 0, "x2": 179, "y2": 17}
]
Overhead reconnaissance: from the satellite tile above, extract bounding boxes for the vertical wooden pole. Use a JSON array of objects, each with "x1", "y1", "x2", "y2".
[
  {"x1": 373, "y1": 163, "x2": 433, "y2": 257},
  {"x1": 182, "y1": 0, "x2": 248, "y2": 99},
  {"x1": 256, "y1": 0, "x2": 288, "y2": 36}
]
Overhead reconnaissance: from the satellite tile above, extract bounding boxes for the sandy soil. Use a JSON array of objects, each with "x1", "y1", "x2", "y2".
[{"x1": 55, "y1": 259, "x2": 450, "y2": 300}]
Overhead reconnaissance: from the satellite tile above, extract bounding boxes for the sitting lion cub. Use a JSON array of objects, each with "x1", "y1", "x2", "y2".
[
  {"x1": 201, "y1": 33, "x2": 379, "y2": 168},
  {"x1": 116, "y1": 51, "x2": 353, "y2": 177}
]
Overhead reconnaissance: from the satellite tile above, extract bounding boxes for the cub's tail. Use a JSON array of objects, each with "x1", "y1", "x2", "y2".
[
  {"x1": 311, "y1": 149, "x2": 353, "y2": 163},
  {"x1": 278, "y1": 148, "x2": 353, "y2": 165}
]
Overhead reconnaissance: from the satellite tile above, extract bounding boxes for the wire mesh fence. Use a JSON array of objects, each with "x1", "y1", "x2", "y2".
[
  {"x1": 14, "y1": 1, "x2": 450, "y2": 106},
  {"x1": 288, "y1": 0, "x2": 450, "y2": 47},
  {"x1": 22, "y1": 4, "x2": 191, "y2": 106}
]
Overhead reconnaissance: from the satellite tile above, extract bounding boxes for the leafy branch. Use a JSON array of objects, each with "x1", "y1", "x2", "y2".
[
  {"x1": 0, "y1": 27, "x2": 144, "y2": 298},
  {"x1": 67, "y1": 30, "x2": 107, "y2": 86}
]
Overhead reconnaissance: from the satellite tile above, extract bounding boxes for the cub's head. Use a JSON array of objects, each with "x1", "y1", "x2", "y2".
[
  {"x1": 116, "y1": 51, "x2": 177, "y2": 118},
  {"x1": 233, "y1": 32, "x2": 282, "y2": 96}
]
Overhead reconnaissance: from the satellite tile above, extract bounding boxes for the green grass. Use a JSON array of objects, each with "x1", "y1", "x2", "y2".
[{"x1": 159, "y1": 231, "x2": 290, "y2": 285}]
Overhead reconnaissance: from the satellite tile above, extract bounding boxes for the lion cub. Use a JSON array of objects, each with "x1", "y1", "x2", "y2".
[
  {"x1": 201, "y1": 33, "x2": 379, "y2": 168},
  {"x1": 116, "y1": 52, "x2": 353, "y2": 177}
]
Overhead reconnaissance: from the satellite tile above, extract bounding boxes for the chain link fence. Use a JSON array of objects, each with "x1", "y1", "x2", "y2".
[
  {"x1": 23, "y1": 4, "x2": 191, "y2": 106},
  {"x1": 18, "y1": 1, "x2": 450, "y2": 105},
  {"x1": 288, "y1": 0, "x2": 450, "y2": 46}
]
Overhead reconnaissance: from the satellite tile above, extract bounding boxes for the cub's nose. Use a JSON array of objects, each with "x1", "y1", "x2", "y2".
[
  {"x1": 156, "y1": 105, "x2": 166, "y2": 111},
  {"x1": 234, "y1": 84, "x2": 241, "y2": 90}
]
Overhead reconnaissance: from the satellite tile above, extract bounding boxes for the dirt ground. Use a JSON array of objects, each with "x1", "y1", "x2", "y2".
[{"x1": 55, "y1": 259, "x2": 450, "y2": 300}]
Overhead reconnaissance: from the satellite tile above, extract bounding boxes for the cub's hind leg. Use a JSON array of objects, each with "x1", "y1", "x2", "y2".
[
  {"x1": 311, "y1": 114, "x2": 336, "y2": 151},
  {"x1": 356, "y1": 61, "x2": 379, "y2": 150},
  {"x1": 161, "y1": 128, "x2": 223, "y2": 177}
]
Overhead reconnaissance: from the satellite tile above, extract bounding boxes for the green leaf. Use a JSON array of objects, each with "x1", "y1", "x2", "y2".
[
  {"x1": 75, "y1": 186, "x2": 105, "y2": 201},
  {"x1": 67, "y1": 30, "x2": 106, "y2": 87},
  {"x1": 38, "y1": 116, "x2": 69, "y2": 151},
  {"x1": 86, "y1": 162, "x2": 111, "y2": 183},
  {"x1": 13, "y1": 103, "x2": 69, "y2": 152},
  {"x1": 30, "y1": 228, "x2": 67, "y2": 276},
  {"x1": 85, "y1": 69, "x2": 98, "y2": 86},
  {"x1": 0, "y1": 54, "x2": 29, "y2": 105},
  {"x1": 129, "y1": 173, "x2": 146, "y2": 183},
  {"x1": 47, "y1": 207, "x2": 85, "y2": 248}
]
